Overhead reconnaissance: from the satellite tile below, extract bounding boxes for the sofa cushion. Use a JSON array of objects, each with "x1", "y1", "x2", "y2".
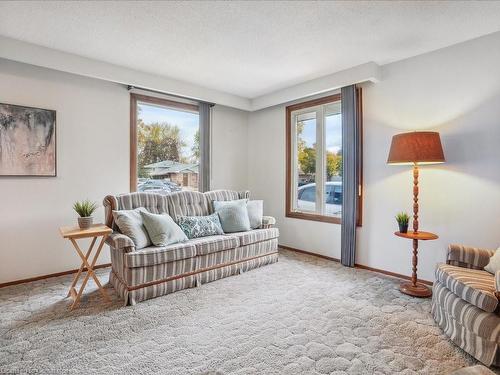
[
  {"x1": 435, "y1": 263, "x2": 498, "y2": 313},
  {"x1": 230, "y1": 228, "x2": 280, "y2": 246},
  {"x1": 188, "y1": 235, "x2": 238, "y2": 255},
  {"x1": 124, "y1": 242, "x2": 196, "y2": 268}
]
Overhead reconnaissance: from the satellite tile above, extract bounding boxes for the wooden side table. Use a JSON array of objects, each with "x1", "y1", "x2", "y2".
[
  {"x1": 394, "y1": 231, "x2": 438, "y2": 298},
  {"x1": 59, "y1": 224, "x2": 112, "y2": 309}
]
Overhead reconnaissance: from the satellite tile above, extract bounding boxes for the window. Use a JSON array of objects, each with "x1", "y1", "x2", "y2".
[
  {"x1": 130, "y1": 94, "x2": 200, "y2": 193},
  {"x1": 286, "y1": 92, "x2": 362, "y2": 224}
]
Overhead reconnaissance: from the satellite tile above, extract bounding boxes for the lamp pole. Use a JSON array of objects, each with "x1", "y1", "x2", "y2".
[{"x1": 413, "y1": 162, "x2": 419, "y2": 233}]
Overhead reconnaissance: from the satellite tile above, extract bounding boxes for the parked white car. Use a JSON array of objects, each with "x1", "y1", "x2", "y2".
[{"x1": 297, "y1": 181, "x2": 342, "y2": 216}]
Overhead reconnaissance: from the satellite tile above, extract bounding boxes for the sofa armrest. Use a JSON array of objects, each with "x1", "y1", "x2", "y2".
[
  {"x1": 106, "y1": 232, "x2": 135, "y2": 253},
  {"x1": 261, "y1": 216, "x2": 276, "y2": 229},
  {"x1": 446, "y1": 244, "x2": 494, "y2": 270}
]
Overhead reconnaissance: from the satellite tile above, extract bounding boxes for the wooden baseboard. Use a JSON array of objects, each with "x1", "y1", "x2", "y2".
[
  {"x1": 279, "y1": 245, "x2": 341, "y2": 263},
  {"x1": 279, "y1": 245, "x2": 433, "y2": 286},
  {"x1": 0, "y1": 263, "x2": 112, "y2": 289},
  {"x1": 1, "y1": 245, "x2": 434, "y2": 289}
]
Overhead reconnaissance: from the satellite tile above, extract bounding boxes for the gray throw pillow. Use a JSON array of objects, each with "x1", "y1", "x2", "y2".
[
  {"x1": 484, "y1": 248, "x2": 500, "y2": 274},
  {"x1": 140, "y1": 210, "x2": 188, "y2": 247},
  {"x1": 247, "y1": 200, "x2": 263, "y2": 229},
  {"x1": 177, "y1": 213, "x2": 224, "y2": 239},
  {"x1": 213, "y1": 199, "x2": 251, "y2": 233},
  {"x1": 112, "y1": 207, "x2": 151, "y2": 249}
]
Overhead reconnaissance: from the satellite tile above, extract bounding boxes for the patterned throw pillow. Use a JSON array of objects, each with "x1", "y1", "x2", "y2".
[
  {"x1": 213, "y1": 199, "x2": 251, "y2": 233},
  {"x1": 176, "y1": 213, "x2": 224, "y2": 239}
]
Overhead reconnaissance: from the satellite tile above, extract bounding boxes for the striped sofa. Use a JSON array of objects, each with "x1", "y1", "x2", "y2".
[
  {"x1": 432, "y1": 244, "x2": 500, "y2": 367},
  {"x1": 103, "y1": 190, "x2": 279, "y2": 305}
]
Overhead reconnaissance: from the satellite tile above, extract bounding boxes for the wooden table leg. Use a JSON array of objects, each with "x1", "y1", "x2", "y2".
[
  {"x1": 69, "y1": 236, "x2": 110, "y2": 309},
  {"x1": 67, "y1": 237, "x2": 96, "y2": 297},
  {"x1": 87, "y1": 235, "x2": 110, "y2": 302}
]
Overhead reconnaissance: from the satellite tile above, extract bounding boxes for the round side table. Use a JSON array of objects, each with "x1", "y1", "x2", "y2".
[{"x1": 394, "y1": 231, "x2": 438, "y2": 298}]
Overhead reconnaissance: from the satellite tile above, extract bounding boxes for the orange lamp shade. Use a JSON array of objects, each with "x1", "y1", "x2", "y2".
[{"x1": 387, "y1": 131, "x2": 445, "y2": 165}]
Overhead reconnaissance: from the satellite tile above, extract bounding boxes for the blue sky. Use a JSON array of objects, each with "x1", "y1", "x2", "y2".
[
  {"x1": 138, "y1": 103, "x2": 199, "y2": 161},
  {"x1": 301, "y1": 113, "x2": 342, "y2": 154}
]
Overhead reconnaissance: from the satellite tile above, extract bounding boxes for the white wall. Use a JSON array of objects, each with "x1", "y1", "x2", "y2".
[
  {"x1": 248, "y1": 32, "x2": 500, "y2": 281},
  {"x1": 211, "y1": 106, "x2": 248, "y2": 191},
  {"x1": 0, "y1": 59, "x2": 249, "y2": 283}
]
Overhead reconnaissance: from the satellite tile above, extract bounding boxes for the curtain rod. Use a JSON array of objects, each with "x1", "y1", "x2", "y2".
[{"x1": 127, "y1": 85, "x2": 215, "y2": 107}]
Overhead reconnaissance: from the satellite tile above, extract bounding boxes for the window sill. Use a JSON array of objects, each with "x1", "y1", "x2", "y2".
[{"x1": 286, "y1": 211, "x2": 341, "y2": 225}]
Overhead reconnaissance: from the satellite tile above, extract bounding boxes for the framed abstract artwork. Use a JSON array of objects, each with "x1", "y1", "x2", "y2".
[{"x1": 0, "y1": 103, "x2": 56, "y2": 177}]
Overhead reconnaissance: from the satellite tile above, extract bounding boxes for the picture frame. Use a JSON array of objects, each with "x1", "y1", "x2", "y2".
[{"x1": 0, "y1": 102, "x2": 57, "y2": 177}]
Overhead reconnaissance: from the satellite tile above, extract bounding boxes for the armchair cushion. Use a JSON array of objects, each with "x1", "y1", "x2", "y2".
[
  {"x1": 435, "y1": 263, "x2": 498, "y2": 313},
  {"x1": 447, "y1": 244, "x2": 495, "y2": 270}
]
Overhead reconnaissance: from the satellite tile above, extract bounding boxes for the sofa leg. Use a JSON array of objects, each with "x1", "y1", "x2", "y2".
[{"x1": 195, "y1": 277, "x2": 201, "y2": 287}]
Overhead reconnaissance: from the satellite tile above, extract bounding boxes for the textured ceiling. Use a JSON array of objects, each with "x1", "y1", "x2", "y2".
[{"x1": 1, "y1": 1, "x2": 500, "y2": 98}]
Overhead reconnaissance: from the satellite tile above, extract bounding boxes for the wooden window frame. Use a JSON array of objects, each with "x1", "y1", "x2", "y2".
[
  {"x1": 130, "y1": 93, "x2": 199, "y2": 192},
  {"x1": 285, "y1": 90, "x2": 363, "y2": 225}
]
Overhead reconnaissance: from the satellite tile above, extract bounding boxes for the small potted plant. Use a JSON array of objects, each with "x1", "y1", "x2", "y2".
[
  {"x1": 73, "y1": 200, "x2": 98, "y2": 230},
  {"x1": 395, "y1": 212, "x2": 410, "y2": 233}
]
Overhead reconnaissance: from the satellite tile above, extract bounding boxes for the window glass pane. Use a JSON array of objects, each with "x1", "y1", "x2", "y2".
[
  {"x1": 325, "y1": 101, "x2": 342, "y2": 217},
  {"x1": 296, "y1": 111, "x2": 316, "y2": 213},
  {"x1": 136, "y1": 102, "x2": 199, "y2": 193}
]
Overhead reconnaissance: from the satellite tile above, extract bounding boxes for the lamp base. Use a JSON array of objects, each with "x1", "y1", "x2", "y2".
[{"x1": 399, "y1": 282, "x2": 432, "y2": 298}]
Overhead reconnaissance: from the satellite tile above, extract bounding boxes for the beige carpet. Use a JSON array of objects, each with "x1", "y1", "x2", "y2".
[{"x1": 0, "y1": 249, "x2": 488, "y2": 375}]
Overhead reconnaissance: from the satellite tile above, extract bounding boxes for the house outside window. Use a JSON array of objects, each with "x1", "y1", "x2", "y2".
[{"x1": 130, "y1": 94, "x2": 200, "y2": 193}]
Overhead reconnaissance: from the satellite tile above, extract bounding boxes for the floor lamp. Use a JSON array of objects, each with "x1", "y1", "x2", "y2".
[{"x1": 387, "y1": 131, "x2": 445, "y2": 297}]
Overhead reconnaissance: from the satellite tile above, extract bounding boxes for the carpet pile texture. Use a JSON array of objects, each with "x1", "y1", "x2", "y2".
[{"x1": 0, "y1": 249, "x2": 487, "y2": 374}]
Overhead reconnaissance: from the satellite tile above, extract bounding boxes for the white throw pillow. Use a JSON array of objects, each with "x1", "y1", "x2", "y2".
[
  {"x1": 112, "y1": 207, "x2": 151, "y2": 249},
  {"x1": 247, "y1": 200, "x2": 263, "y2": 229},
  {"x1": 484, "y1": 247, "x2": 500, "y2": 274}
]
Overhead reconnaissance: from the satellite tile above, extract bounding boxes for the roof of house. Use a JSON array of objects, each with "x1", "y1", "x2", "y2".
[{"x1": 144, "y1": 160, "x2": 199, "y2": 175}]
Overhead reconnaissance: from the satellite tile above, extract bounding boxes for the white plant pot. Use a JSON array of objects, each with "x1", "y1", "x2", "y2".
[{"x1": 78, "y1": 216, "x2": 93, "y2": 230}]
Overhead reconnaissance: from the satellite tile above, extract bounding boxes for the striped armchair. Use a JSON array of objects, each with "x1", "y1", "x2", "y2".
[
  {"x1": 432, "y1": 244, "x2": 500, "y2": 367},
  {"x1": 103, "y1": 190, "x2": 279, "y2": 306}
]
